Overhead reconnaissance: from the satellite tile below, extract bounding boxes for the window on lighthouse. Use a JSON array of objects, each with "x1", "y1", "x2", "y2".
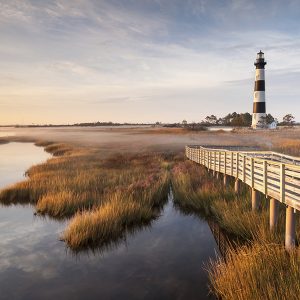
[{"x1": 257, "y1": 52, "x2": 264, "y2": 59}]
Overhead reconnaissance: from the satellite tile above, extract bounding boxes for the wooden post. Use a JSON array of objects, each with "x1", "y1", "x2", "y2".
[
  {"x1": 200, "y1": 149, "x2": 202, "y2": 165},
  {"x1": 224, "y1": 152, "x2": 227, "y2": 175},
  {"x1": 285, "y1": 206, "x2": 296, "y2": 251},
  {"x1": 280, "y1": 164, "x2": 285, "y2": 203},
  {"x1": 230, "y1": 152, "x2": 233, "y2": 176},
  {"x1": 223, "y1": 151, "x2": 227, "y2": 186},
  {"x1": 250, "y1": 158, "x2": 254, "y2": 188},
  {"x1": 224, "y1": 174, "x2": 228, "y2": 187},
  {"x1": 270, "y1": 198, "x2": 279, "y2": 230},
  {"x1": 251, "y1": 188, "x2": 260, "y2": 211},
  {"x1": 218, "y1": 152, "x2": 221, "y2": 173},
  {"x1": 214, "y1": 151, "x2": 217, "y2": 173},
  {"x1": 234, "y1": 178, "x2": 240, "y2": 194},
  {"x1": 236, "y1": 153, "x2": 239, "y2": 178},
  {"x1": 263, "y1": 160, "x2": 267, "y2": 196},
  {"x1": 243, "y1": 155, "x2": 246, "y2": 183}
]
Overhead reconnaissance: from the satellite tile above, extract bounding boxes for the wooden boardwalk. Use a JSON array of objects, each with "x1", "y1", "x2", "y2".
[{"x1": 185, "y1": 145, "x2": 300, "y2": 250}]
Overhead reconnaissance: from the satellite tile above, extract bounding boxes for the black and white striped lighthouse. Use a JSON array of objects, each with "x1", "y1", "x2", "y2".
[{"x1": 252, "y1": 50, "x2": 267, "y2": 129}]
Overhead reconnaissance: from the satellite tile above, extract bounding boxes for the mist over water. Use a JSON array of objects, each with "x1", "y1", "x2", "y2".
[{"x1": 0, "y1": 126, "x2": 278, "y2": 153}]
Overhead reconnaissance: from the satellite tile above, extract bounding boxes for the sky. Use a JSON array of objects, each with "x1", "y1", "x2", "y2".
[{"x1": 1, "y1": 0, "x2": 300, "y2": 125}]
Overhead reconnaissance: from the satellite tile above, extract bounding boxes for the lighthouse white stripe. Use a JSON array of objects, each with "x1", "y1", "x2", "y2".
[
  {"x1": 252, "y1": 113, "x2": 267, "y2": 128},
  {"x1": 253, "y1": 91, "x2": 265, "y2": 102},
  {"x1": 255, "y1": 69, "x2": 265, "y2": 81}
]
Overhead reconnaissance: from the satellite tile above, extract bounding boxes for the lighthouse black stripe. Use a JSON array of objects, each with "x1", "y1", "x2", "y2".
[
  {"x1": 254, "y1": 80, "x2": 265, "y2": 91},
  {"x1": 253, "y1": 102, "x2": 266, "y2": 113},
  {"x1": 255, "y1": 64, "x2": 266, "y2": 69}
]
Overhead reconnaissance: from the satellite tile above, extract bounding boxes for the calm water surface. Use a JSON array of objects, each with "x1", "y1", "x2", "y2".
[
  {"x1": 0, "y1": 143, "x2": 51, "y2": 189},
  {"x1": 0, "y1": 143, "x2": 218, "y2": 300}
]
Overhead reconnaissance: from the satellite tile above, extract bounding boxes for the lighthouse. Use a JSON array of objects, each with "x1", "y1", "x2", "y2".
[{"x1": 252, "y1": 50, "x2": 266, "y2": 129}]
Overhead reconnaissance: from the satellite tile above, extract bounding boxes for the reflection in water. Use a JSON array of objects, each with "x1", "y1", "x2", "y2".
[
  {"x1": 0, "y1": 197, "x2": 218, "y2": 299},
  {"x1": 173, "y1": 198, "x2": 233, "y2": 259},
  {"x1": 207, "y1": 220, "x2": 233, "y2": 258},
  {"x1": 0, "y1": 143, "x2": 219, "y2": 299},
  {"x1": 0, "y1": 142, "x2": 51, "y2": 189}
]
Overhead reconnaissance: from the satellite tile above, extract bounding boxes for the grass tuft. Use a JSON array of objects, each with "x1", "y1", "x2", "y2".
[{"x1": 209, "y1": 242, "x2": 300, "y2": 300}]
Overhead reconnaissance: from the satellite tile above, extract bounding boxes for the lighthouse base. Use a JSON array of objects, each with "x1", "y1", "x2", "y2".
[{"x1": 252, "y1": 113, "x2": 266, "y2": 129}]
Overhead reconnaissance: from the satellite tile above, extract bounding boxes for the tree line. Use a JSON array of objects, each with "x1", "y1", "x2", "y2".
[{"x1": 197, "y1": 113, "x2": 295, "y2": 127}]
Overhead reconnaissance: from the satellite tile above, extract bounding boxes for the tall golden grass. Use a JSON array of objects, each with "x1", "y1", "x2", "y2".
[
  {"x1": 0, "y1": 142, "x2": 171, "y2": 250},
  {"x1": 209, "y1": 243, "x2": 300, "y2": 300},
  {"x1": 274, "y1": 138, "x2": 300, "y2": 156}
]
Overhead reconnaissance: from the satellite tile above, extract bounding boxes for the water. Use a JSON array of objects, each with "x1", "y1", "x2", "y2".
[
  {"x1": 0, "y1": 143, "x2": 51, "y2": 189},
  {"x1": 0, "y1": 143, "x2": 219, "y2": 300}
]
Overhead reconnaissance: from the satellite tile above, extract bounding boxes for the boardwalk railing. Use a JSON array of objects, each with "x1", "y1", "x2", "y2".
[{"x1": 185, "y1": 145, "x2": 300, "y2": 250}]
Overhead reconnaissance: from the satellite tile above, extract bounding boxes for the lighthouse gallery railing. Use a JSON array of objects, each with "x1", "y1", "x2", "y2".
[{"x1": 185, "y1": 145, "x2": 300, "y2": 211}]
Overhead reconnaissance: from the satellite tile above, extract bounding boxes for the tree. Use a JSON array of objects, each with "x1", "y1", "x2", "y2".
[
  {"x1": 182, "y1": 120, "x2": 187, "y2": 127},
  {"x1": 266, "y1": 114, "x2": 275, "y2": 124},
  {"x1": 204, "y1": 115, "x2": 218, "y2": 125},
  {"x1": 257, "y1": 115, "x2": 267, "y2": 128},
  {"x1": 217, "y1": 117, "x2": 225, "y2": 125},
  {"x1": 240, "y1": 113, "x2": 252, "y2": 127},
  {"x1": 282, "y1": 114, "x2": 295, "y2": 126}
]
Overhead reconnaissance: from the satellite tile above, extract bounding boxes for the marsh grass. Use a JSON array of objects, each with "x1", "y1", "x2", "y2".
[
  {"x1": 63, "y1": 176, "x2": 169, "y2": 250},
  {"x1": 172, "y1": 160, "x2": 250, "y2": 237},
  {"x1": 0, "y1": 142, "x2": 171, "y2": 249},
  {"x1": 171, "y1": 159, "x2": 300, "y2": 300},
  {"x1": 209, "y1": 243, "x2": 300, "y2": 300},
  {"x1": 274, "y1": 138, "x2": 300, "y2": 156}
]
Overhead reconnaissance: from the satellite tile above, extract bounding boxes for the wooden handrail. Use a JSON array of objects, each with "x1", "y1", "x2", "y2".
[{"x1": 185, "y1": 145, "x2": 300, "y2": 211}]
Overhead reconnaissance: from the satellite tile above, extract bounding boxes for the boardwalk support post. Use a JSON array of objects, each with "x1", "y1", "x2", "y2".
[
  {"x1": 285, "y1": 206, "x2": 296, "y2": 251},
  {"x1": 234, "y1": 179, "x2": 240, "y2": 194},
  {"x1": 269, "y1": 198, "x2": 279, "y2": 230},
  {"x1": 251, "y1": 188, "x2": 260, "y2": 211},
  {"x1": 223, "y1": 174, "x2": 228, "y2": 187}
]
